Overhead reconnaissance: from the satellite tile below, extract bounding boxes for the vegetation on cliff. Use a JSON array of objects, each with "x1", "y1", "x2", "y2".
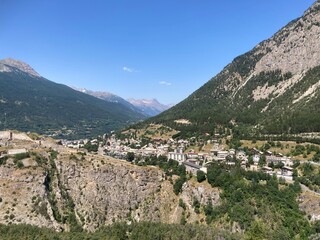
[
  {"x1": 205, "y1": 162, "x2": 314, "y2": 239},
  {"x1": 0, "y1": 222, "x2": 238, "y2": 240},
  {"x1": 135, "y1": 155, "x2": 320, "y2": 238}
]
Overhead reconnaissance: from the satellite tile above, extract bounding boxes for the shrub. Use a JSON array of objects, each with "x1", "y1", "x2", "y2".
[{"x1": 196, "y1": 170, "x2": 206, "y2": 183}]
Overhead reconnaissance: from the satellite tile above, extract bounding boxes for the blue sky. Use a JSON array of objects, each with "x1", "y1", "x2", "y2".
[{"x1": 0, "y1": 0, "x2": 315, "y2": 104}]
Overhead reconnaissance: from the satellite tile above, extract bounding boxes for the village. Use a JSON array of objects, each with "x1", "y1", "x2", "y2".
[
  {"x1": 0, "y1": 128, "x2": 306, "y2": 183},
  {"x1": 61, "y1": 130, "x2": 295, "y2": 181}
]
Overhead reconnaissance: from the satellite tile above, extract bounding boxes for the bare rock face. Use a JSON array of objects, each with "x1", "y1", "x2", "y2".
[
  {"x1": 0, "y1": 58, "x2": 41, "y2": 77},
  {"x1": 0, "y1": 131, "x2": 33, "y2": 141},
  {"x1": 0, "y1": 166, "x2": 61, "y2": 230},
  {"x1": 0, "y1": 138, "x2": 220, "y2": 232},
  {"x1": 255, "y1": 5, "x2": 320, "y2": 75},
  {"x1": 298, "y1": 185, "x2": 320, "y2": 222},
  {"x1": 58, "y1": 156, "x2": 165, "y2": 231},
  {"x1": 180, "y1": 181, "x2": 220, "y2": 223},
  {"x1": 57, "y1": 154, "x2": 220, "y2": 231},
  {"x1": 234, "y1": 0, "x2": 320, "y2": 102}
]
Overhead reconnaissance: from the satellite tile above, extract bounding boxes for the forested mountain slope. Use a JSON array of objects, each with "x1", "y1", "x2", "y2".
[
  {"x1": 149, "y1": 1, "x2": 320, "y2": 136},
  {"x1": 0, "y1": 59, "x2": 145, "y2": 138}
]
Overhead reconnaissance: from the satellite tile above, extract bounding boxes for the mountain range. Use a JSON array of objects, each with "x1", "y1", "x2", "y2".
[
  {"x1": 0, "y1": 58, "x2": 146, "y2": 138},
  {"x1": 127, "y1": 98, "x2": 173, "y2": 116},
  {"x1": 148, "y1": 0, "x2": 320, "y2": 137},
  {"x1": 75, "y1": 88, "x2": 172, "y2": 117}
]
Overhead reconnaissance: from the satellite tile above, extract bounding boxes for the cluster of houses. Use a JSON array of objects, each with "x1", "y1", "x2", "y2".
[
  {"x1": 167, "y1": 143, "x2": 294, "y2": 180},
  {"x1": 60, "y1": 133, "x2": 295, "y2": 181},
  {"x1": 103, "y1": 134, "x2": 170, "y2": 159}
]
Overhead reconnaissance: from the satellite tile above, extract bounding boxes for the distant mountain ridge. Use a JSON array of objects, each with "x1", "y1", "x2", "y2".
[
  {"x1": 74, "y1": 87, "x2": 172, "y2": 117},
  {"x1": 0, "y1": 58, "x2": 146, "y2": 138},
  {"x1": 148, "y1": 0, "x2": 320, "y2": 137},
  {"x1": 127, "y1": 98, "x2": 173, "y2": 117},
  {"x1": 74, "y1": 87, "x2": 136, "y2": 109}
]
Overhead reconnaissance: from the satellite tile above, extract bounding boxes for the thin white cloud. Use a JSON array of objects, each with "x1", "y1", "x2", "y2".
[
  {"x1": 159, "y1": 81, "x2": 172, "y2": 86},
  {"x1": 122, "y1": 66, "x2": 137, "y2": 73}
]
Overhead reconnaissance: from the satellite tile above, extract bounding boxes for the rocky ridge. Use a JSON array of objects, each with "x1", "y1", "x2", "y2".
[
  {"x1": 221, "y1": 0, "x2": 320, "y2": 105},
  {"x1": 237, "y1": 0, "x2": 320, "y2": 104},
  {"x1": 0, "y1": 58, "x2": 41, "y2": 77}
]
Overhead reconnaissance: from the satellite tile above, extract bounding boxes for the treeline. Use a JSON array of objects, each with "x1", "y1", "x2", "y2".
[{"x1": 0, "y1": 222, "x2": 238, "y2": 240}]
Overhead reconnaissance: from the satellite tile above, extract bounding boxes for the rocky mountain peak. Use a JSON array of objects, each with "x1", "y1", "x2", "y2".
[
  {"x1": 253, "y1": 2, "x2": 320, "y2": 76},
  {"x1": 74, "y1": 87, "x2": 115, "y2": 98},
  {"x1": 0, "y1": 58, "x2": 41, "y2": 77},
  {"x1": 305, "y1": 0, "x2": 320, "y2": 16}
]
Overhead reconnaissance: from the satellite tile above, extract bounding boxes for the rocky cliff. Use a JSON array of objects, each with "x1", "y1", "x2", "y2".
[{"x1": 0, "y1": 133, "x2": 219, "y2": 231}]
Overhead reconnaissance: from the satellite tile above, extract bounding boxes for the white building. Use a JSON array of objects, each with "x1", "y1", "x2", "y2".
[
  {"x1": 266, "y1": 155, "x2": 293, "y2": 166},
  {"x1": 168, "y1": 149, "x2": 186, "y2": 163},
  {"x1": 213, "y1": 151, "x2": 229, "y2": 161}
]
